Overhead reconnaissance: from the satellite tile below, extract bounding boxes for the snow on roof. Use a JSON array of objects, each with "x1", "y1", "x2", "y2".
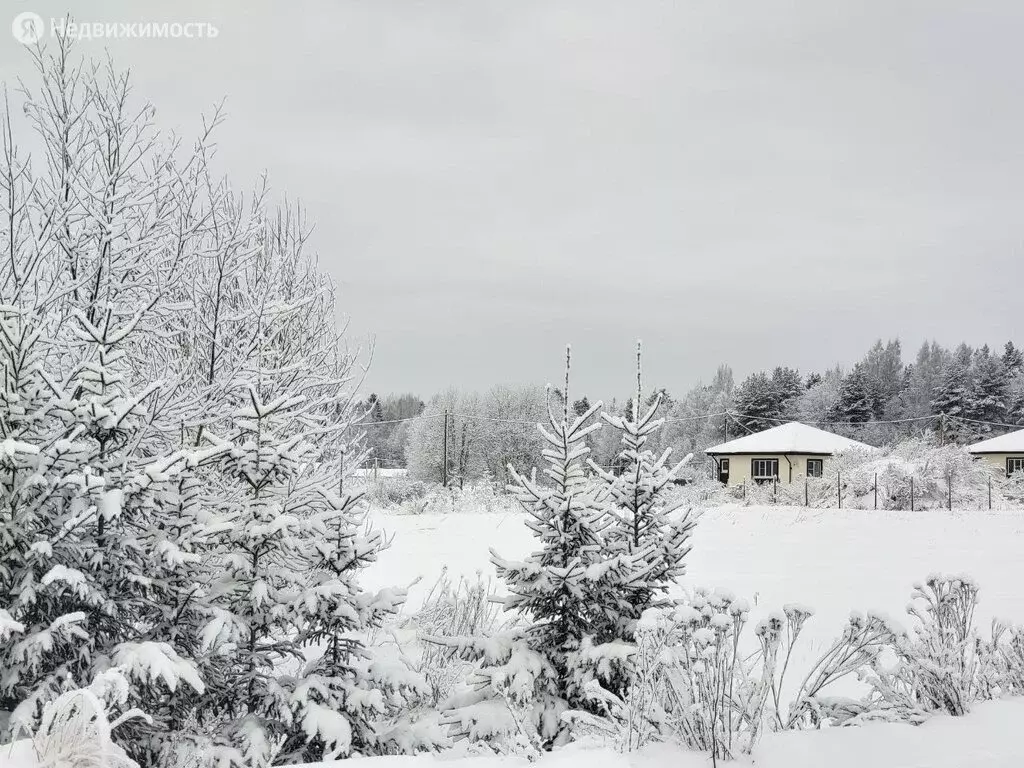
[
  {"x1": 967, "y1": 428, "x2": 1024, "y2": 454},
  {"x1": 705, "y1": 421, "x2": 874, "y2": 455}
]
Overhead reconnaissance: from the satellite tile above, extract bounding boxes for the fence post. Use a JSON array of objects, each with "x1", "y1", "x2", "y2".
[
  {"x1": 989, "y1": 476, "x2": 992, "y2": 510},
  {"x1": 910, "y1": 476, "x2": 914, "y2": 512},
  {"x1": 743, "y1": 482, "x2": 747, "y2": 501},
  {"x1": 874, "y1": 472, "x2": 878, "y2": 510},
  {"x1": 442, "y1": 410, "x2": 449, "y2": 487},
  {"x1": 773, "y1": 477, "x2": 778, "y2": 504},
  {"x1": 947, "y1": 473, "x2": 952, "y2": 511},
  {"x1": 374, "y1": 457, "x2": 379, "y2": 483},
  {"x1": 837, "y1": 470, "x2": 842, "y2": 509},
  {"x1": 805, "y1": 478, "x2": 808, "y2": 507}
]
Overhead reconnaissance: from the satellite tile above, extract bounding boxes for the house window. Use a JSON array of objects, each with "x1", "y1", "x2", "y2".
[
  {"x1": 1007, "y1": 457, "x2": 1024, "y2": 477},
  {"x1": 751, "y1": 458, "x2": 779, "y2": 484},
  {"x1": 718, "y1": 457, "x2": 730, "y2": 484},
  {"x1": 806, "y1": 458, "x2": 823, "y2": 478}
]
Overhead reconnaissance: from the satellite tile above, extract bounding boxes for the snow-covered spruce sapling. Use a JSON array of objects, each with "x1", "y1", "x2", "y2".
[
  {"x1": 200, "y1": 387, "x2": 438, "y2": 764},
  {"x1": 0, "y1": 306, "x2": 210, "y2": 759},
  {"x1": 434, "y1": 347, "x2": 649, "y2": 749},
  {"x1": 589, "y1": 342, "x2": 697, "y2": 643}
]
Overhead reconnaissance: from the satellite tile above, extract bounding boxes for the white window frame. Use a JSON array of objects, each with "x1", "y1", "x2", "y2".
[
  {"x1": 806, "y1": 458, "x2": 823, "y2": 478},
  {"x1": 1007, "y1": 457, "x2": 1024, "y2": 477},
  {"x1": 751, "y1": 458, "x2": 779, "y2": 483}
]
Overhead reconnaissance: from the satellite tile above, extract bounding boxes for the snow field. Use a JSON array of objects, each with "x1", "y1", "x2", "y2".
[{"x1": 366, "y1": 504, "x2": 1024, "y2": 700}]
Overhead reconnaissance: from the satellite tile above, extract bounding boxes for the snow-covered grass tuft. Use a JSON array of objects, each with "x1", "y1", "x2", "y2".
[
  {"x1": 24, "y1": 673, "x2": 150, "y2": 768},
  {"x1": 391, "y1": 569, "x2": 512, "y2": 707}
]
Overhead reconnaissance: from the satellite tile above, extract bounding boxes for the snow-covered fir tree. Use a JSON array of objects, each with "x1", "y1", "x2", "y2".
[
  {"x1": 1003, "y1": 342, "x2": 1024, "y2": 377},
  {"x1": 200, "y1": 386, "x2": 436, "y2": 764},
  {"x1": 434, "y1": 348, "x2": 647, "y2": 749},
  {"x1": 971, "y1": 346, "x2": 1009, "y2": 435},
  {"x1": 828, "y1": 364, "x2": 874, "y2": 424},
  {"x1": 582, "y1": 343, "x2": 697, "y2": 702},
  {"x1": 590, "y1": 343, "x2": 696, "y2": 642},
  {"x1": 931, "y1": 345, "x2": 978, "y2": 441},
  {"x1": 733, "y1": 372, "x2": 783, "y2": 431},
  {"x1": 0, "y1": 306, "x2": 211, "y2": 760}
]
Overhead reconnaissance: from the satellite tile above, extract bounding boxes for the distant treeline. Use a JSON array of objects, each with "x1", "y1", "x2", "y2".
[{"x1": 355, "y1": 339, "x2": 1024, "y2": 482}]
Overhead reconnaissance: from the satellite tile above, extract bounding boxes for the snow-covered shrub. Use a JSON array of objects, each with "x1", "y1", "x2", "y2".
[
  {"x1": 823, "y1": 439, "x2": 1001, "y2": 510},
  {"x1": 978, "y1": 622, "x2": 1024, "y2": 697},
  {"x1": 781, "y1": 611, "x2": 905, "y2": 728},
  {"x1": 365, "y1": 478, "x2": 518, "y2": 517},
  {"x1": 564, "y1": 593, "x2": 842, "y2": 758},
  {"x1": 404, "y1": 570, "x2": 510, "y2": 706},
  {"x1": 865, "y1": 575, "x2": 984, "y2": 717},
  {"x1": 667, "y1": 472, "x2": 728, "y2": 508},
  {"x1": 566, "y1": 591, "x2": 764, "y2": 759},
  {"x1": 360, "y1": 476, "x2": 430, "y2": 509}
]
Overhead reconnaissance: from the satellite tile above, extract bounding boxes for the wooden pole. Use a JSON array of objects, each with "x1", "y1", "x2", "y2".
[
  {"x1": 947, "y1": 473, "x2": 952, "y2": 511},
  {"x1": 805, "y1": 478, "x2": 809, "y2": 507},
  {"x1": 837, "y1": 470, "x2": 842, "y2": 509},
  {"x1": 874, "y1": 473, "x2": 878, "y2": 510},
  {"x1": 374, "y1": 457, "x2": 379, "y2": 482},
  {"x1": 442, "y1": 410, "x2": 449, "y2": 487},
  {"x1": 989, "y1": 476, "x2": 992, "y2": 510},
  {"x1": 910, "y1": 477, "x2": 914, "y2": 512}
]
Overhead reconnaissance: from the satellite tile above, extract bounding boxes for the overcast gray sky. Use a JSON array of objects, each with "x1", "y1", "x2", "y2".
[{"x1": 3, "y1": 1, "x2": 1022, "y2": 398}]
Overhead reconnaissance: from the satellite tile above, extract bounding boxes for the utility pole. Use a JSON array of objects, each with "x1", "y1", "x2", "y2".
[{"x1": 442, "y1": 410, "x2": 449, "y2": 488}]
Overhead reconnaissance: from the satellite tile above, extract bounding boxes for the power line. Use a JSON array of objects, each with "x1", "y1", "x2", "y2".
[{"x1": 355, "y1": 408, "x2": 1020, "y2": 433}]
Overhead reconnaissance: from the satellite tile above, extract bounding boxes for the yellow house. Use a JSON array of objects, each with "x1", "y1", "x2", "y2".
[
  {"x1": 706, "y1": 422, "x2": 873, "y2": 486},
  {"x1": 967, "y1": 429, "x2": 1024, "y2": 477}
]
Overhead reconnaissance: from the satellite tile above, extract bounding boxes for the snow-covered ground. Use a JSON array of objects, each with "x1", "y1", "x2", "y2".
[
  {"x1": 5, "y1": 698, "x2": 1024, "y2": 768},
  {"x1": 290, "y1": 698, "x2": 1023, "y2": 767},
  {"x1": 6, "y1": 504, "x2": 1023, "y2": 768},
  {"x1": 362, "y1": 502, "x2": 1024, "y2": 762},
  {"x1": 367, "y1": 504, "x2": 1024, "y2": 628}
]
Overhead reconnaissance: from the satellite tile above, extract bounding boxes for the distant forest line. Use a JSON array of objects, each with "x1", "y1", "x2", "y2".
[{"x1": 356, "y1": 338, "x2": 1024, "y2": 482}]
